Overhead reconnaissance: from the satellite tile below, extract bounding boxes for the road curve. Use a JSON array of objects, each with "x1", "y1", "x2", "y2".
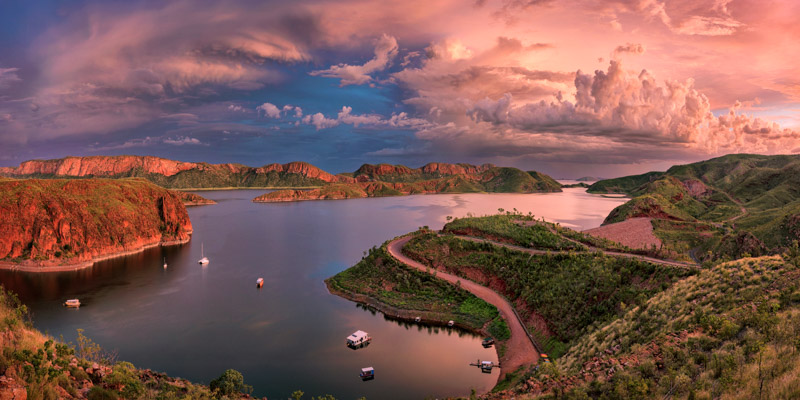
[
  {"x1": 387, "y1": 236, "x2": 539, "y2": 377},
  {"x1": 453, "y1": 234, "x2": 697, "y2": 270}
]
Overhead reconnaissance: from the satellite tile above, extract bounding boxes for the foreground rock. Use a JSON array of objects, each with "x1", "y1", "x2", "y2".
[{"x1": 0, "y1": 178, "x2": 193, "y2": 270}]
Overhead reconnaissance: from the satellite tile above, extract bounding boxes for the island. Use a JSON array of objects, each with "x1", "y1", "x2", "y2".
[{"x1": 255, "y1": 163, "x2": 561, "y2": 202}]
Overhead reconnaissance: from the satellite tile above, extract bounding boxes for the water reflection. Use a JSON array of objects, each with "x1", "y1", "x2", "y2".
[{"x1": 0, "y1": 189, "x2": 626, "y2": 399}]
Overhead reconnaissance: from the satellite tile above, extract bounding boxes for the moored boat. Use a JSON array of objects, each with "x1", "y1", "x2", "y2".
[
  {"x1": 360, "y1": 367, "x2": 374, "y2": 380},
  {"x1": 346, "y1": 330, "x2": 371, "y2": 348},
  {"x1": 256, "y1": 278, "x2": 264, "y2": 288},
  {"x1": 64, "y1": 299, "x2": 81, "y2": 308},
  {"x1": 198, "y1": 243, "x2": 209, "y2": 264}
]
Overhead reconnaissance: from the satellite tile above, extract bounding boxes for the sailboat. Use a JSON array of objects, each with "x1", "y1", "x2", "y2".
[
  {"x1": 163, "y1": 257, "x2": 168, "y2": 269},
  {"x1": 198, "y1": 243, "x2": 209, "y2": 264}
]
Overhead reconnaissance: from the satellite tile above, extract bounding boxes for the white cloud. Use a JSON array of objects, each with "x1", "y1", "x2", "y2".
[
  {"x1": 310, "y1": 34, "x2": 399, "y2": 86},
  {"x1": 256, "y1": 102, "x2": 282, "y2": 118},
  {"x1": 163, "y1": 136, "x2": 204, "y2": 146},
  {"x1": 302, "y1": 112, "x2": 340, "y2": 130}
]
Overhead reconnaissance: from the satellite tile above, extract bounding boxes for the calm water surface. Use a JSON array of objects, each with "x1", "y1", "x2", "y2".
[{"x1": 0, "y1": 188, "x2": 626, "y2": 399}]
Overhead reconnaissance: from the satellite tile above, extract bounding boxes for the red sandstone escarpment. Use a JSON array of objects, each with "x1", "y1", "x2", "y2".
[
  {"x1": 0, "y1": 156, "x2": 355, "y2": 185},
  {"x1": 0, "y1": 179, "x2": 193, "y2": 269}
]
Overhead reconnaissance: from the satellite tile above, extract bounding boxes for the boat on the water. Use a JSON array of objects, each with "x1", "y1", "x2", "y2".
[
  {"x1": 346, "y1": 330, "x2": 371, "y2": 348},
  {"x1": 447, "y1": 320, "x2": 454, "y2": 327},
  {"x1": 482, "y1": 337, "x2": 495, "y2": 347},
  {"x1": 256, "y1": 278, "x2": 264, "y2": 288},
  {"x1": 360, "y1": 367, "x2": 375, "y2": 380},
  {"x1": 198, "y1": 243, "x2": 209, "y2": 264},
  {"x1": 64, "y1": 299, "x2": 81, "y2": 308},
  {"x1": 163, "y1": 257, "x2": 168, "y2": 269}
]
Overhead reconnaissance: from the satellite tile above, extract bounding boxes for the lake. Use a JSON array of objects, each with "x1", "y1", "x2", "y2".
[{"x1": 0, "y1": 188, "x2": 626, "y2": 399}]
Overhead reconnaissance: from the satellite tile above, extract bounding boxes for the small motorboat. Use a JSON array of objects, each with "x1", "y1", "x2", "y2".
[
  {"x1": 198, "y1": 243, "x2": 209, "y2": 265},
  {"x1": 64, "y1": 299, "x2": 81, "y2": 308},
  {"x1": 256, "y1": 278, "x2": 264, "y2": 288},
  {"x1": 482, "y1": 337, "x2": 495, "y2": 347},
  {"x1": 414, "y1": 316, "x2": 421, "y2": 323},
  {"x1": 447, "y1": 320, "x2": 455, "y2": 327},
  {"x1": 360, "y1": 367, "x2": 375, "y2": 381},
  {"x1": 163, "y1": 257, "x2": 168, "y2": 269}
]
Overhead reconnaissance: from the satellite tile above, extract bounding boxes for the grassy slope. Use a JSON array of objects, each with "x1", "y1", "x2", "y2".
[
  {"x1": 589, "y1": 154, "x2": 800, "y2": 260},
  {"x1": 402, "y1": 232, "x2": 691, "y2": 359},
  {"x1": 537, "y1": 254, "x2": 800, "y2": 400},
  {"x1": 325, "y1": 237, "x2": 502, "y2": 331}
]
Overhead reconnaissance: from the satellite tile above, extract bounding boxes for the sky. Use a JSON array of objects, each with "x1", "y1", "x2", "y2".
[{"x1": 0, "y1": 0, "x2": 798, "y2": 178}]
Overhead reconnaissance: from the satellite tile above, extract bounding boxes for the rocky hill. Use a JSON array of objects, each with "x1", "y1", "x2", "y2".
[
  {"x1": 255, "y1": 164, "x2": 562, "y2": 202},
  {"x1": 0, "y1": 178, "x2": 193, "y2": 269},
  {"x1": 0, "y1": 156, "x2": 354, "y2": 189},
  {"x1": 588, "y1": 154, "x2": 800, "y2": 260}
]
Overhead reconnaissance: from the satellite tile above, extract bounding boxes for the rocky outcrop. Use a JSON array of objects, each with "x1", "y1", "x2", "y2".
[
  {"x1": 0, "y1": 156, "x2": 354, "y2": 188},
  {"x1": 0, "y1": 179, "x2": 193, "y2": 269},
  {"x1": 353, "y1": 162, "x2": 494, "y2": 182},
  {"x1": 174, "y1": 191, "x2": 217, "y2": 206}
]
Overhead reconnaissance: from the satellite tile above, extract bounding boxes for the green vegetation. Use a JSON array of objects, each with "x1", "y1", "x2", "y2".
[
  {"x1": 0, "y1": 285, "x2": 251, "y2": 399},
  {"x1": 587, "y1": 171, "x2": 664, "y2": 194},
  {"x1": 533, "y1": 255, "x2": 800, "y2": 399},
  {"x1": 402, "y1": 232, "x2": 692, "y2": 356},
  {"x1": 210, "y1": 369, "x2": 253, "y2": 398},
  {"x1": 325, "y1": 237, "x2": 501, "y2": 331},
  {"x1": 442, "y1": 213, "x2": 585, "y2": 251},
  {"x1": 589, "y1": 154, "x2": 800, "y2": 261}
]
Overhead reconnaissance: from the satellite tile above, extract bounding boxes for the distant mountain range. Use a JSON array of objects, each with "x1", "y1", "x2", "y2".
[{"x1": 0, "y1": 156, "x2": 562, "y2": 198}]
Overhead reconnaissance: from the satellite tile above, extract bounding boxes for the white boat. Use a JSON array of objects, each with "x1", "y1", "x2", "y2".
[
  {"x1": 447, "y1": 320, "x2": 454, "y2": 327},
  {"x1": 198, "y1": 243, "x2": 209, "y2": 264},
  {"x1": 256, "y1": 278, "x2": 264, "y2": 288},
  {"x1": 163, "y1": 257, "x2": 168, "y2": 269},
  {"x1": 64, "y1": 299, "x2": 81, "y2": 308},
  {"x1": 346, "y1": 330, "x2": 372, "y2": 348}
]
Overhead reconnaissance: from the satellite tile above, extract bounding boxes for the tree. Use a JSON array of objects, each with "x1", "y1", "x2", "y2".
[{"x1": 210, "y1": 369, "x2": 252, "y2": 397}]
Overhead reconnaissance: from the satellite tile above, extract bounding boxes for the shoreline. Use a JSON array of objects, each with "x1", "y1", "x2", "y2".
[
  {"x1": 325, "y1": 281, "x2": 501, "y2": 390},
  {"x1": 253, "y1": 189, "x2": 565, "y2": 203},
  {"x1": 0, "y1": 236, "x2": 191, "y2": 273}
]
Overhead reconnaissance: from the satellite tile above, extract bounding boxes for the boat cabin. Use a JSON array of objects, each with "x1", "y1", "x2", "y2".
[
  {"x1": 481, "y1": 361, "x2": 494, "y2": 373},
  {"x1": 64, "y1": 299, "x2": 81, "y2": 308},
  {"x1": 346, "y1": 330, "x2": 371, "y2": 347},
  {"x1": 482, "y1": 337, "x2": 495, "y2": 347},
  {"x1": 360, "y1": 367, "x2": 374, "y2": 380},
  {"x1": 256, "y1": 278, "x2": 264, "y2": 288}
]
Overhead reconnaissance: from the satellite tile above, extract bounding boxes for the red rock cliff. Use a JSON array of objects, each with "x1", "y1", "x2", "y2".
[{"x1": 0, "y1": 179, "x2": 193, "y2": 268}]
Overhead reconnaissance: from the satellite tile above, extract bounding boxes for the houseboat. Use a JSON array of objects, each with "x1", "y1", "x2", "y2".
[
  {"x1": 447, "y1": 320, "x2": 454, "y2": 327},
  {"x1": 482, "y1": 337, "x2": 495, "y2": 347},
  {"x1": 359, "y1": 367, "x2": 374, "y2": 380},
  {"x1": 64, "y1": 299, "x2": 81, "y2": 308},
  {"x1": 481, "y1": 361, "x2": 494, "y2": 373},
  {"x1": 346, "y1": 330, "x2": 371, "y2": 348}
]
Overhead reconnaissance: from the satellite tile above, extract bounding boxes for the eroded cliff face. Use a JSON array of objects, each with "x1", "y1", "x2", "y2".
[
  {"x1": 353, "y1": 162, "x2": 495, "y2": 182},
  {"x1": 0, "y1": 179, "x2": 192, "y2": 267},
  {"x1": 0, "y1": 156, "x2": 354, "y2": 187}
]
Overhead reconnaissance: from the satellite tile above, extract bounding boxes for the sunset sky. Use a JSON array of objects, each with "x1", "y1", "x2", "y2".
[{"x1": 0, "y1": 0, "x2": 798, "y2": 177}]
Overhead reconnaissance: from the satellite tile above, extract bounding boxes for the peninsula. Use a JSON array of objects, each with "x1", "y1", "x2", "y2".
[{"x1": 0, "y1": 178, "x2": 194, "y2": 271}]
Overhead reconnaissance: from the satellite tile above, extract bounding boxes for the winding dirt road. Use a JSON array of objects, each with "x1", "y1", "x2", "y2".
[{"x1": 387, "y1": 236, "x2": 540, "y2": 377}]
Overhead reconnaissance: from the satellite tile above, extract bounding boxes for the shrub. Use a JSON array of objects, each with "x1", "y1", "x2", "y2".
[{"x1": 210, "y1": 369, "x2": 252, "y2": 397}]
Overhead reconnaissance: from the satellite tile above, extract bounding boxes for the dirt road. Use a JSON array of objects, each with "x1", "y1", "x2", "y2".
[{"x1": 387, "y1": 236, "x2": 540, "y2": 378}]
